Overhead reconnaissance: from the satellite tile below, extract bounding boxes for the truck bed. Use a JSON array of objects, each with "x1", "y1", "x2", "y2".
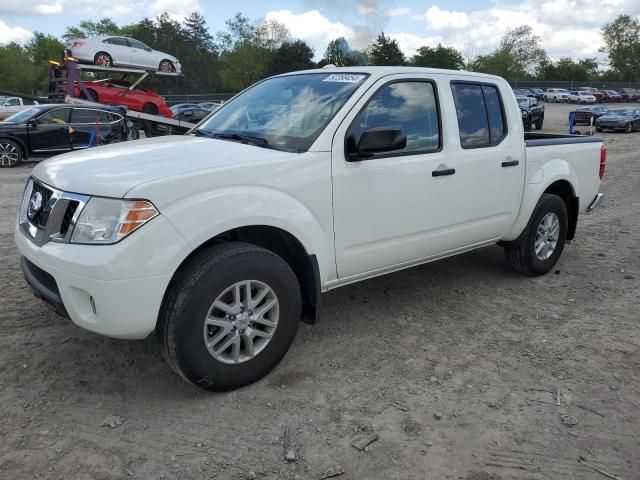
[{"x1": 524, "y1": 132, "x2": 602, "y2": 147}]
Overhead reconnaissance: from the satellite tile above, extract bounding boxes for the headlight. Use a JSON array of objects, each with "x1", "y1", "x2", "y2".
[{"x1": 71, "y1": 197, "x2": 158, "y2": 244}]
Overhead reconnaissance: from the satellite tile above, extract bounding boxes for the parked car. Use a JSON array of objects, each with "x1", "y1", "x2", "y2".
[
  {"x1": 73, "y1": 78, "x2": 173, "y2": 117},
  {"x1": 68, "y1": 36, "x2": 181, "y2": 73},
  {"x1": 198, "y1": 101, "x2": 224, "y2": 111},
  {"x1": 543, "y1": 88, "x2": 570, "y2": 103},
  {"x1": 169, "y1": 103, "x2": 200, "y2": 116},
  {"x1": 528, "y1": 88, "x2": 545, "y2": 100},
  {"x1": 579, "y1": 87, "x2": 604, "y2": 103},
  {"x1": 601, "y1": 90, "x2": 623, "y2": 102},
  {"x1": 568, "y1": 91, "x2": 596, "y2": 104},
  {"x1": 0, "y1": 97, "x2": 39, "y2": 120},
  {"x1": 0, "y1": 104, "x2": 130, "y2": 167},
  {"x1": 517, "y1": 95, "x2": 544, "y2": 130},
  {"x1": 620, "y1": 88, "x2": 640, "y2": 102},
  {"x1": 16, "y1": 67, "x2": 605, "y2": 390},
  {"x1": 172, "y1": 107, "x2": 211, "y2": 123},
  {"x1": 513, "y1": 88, "x2": 535, "y2": 98},
  {"x1": 595, "y1": 108, "x2": 640, "y2": 132},
  {"x1": 572, "y1": 106, "x2": 609, "y2": 126}
]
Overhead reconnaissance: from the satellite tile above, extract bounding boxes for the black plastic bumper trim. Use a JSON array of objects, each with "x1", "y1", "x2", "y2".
[{"x1": 20, "y1": 256, "x2": 70, "y2": 319}]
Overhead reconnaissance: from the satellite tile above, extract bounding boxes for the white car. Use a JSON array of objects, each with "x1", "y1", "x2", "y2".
[
  {"x1": 68, "y1": 36, "x2": 181, "y2": 73},
  {"x1": 544, "y1": 88, "x2": 570, "y2": 103},
  {"x1": 569, "y1": 91, "x2": 596, "y2": 104},
  {"x1": 16, "y1": 67, "x2": 605, "y2": 390},
  {"x1": 0, "y1": 97, "x2": 39, "y2": 119}
]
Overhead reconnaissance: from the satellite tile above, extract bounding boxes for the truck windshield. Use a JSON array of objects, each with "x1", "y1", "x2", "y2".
[{"x1": 196, "y1": 72, "x2": 369, "y2": 152}]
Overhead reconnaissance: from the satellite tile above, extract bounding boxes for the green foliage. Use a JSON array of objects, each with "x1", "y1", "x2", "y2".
[
  {"x1": 268, "y1": 40, "x2": 315, "y2": 76},
  {"x1": 219, "y1": 43, "x2": 273, "y2": 91},
  {"x1": 471, "y1": 49, "x2": 528, "y2": 80},
  {"x1": 368, "y1": 32, "x2": 404, "y2": 66},
  {"x1": 538, "y1": 57, "x2": 599, "y2": 81},
  {"x1": 498, "y1": 25, "x2": 547, "y2": 74},
  {"x1": 323, "y1": 37, "x2": 367, "y2": 66},
  {"x1": 411, "y1": 44, "x2": 464, "y2": 70},
  {"x1": 63, "y1": 19, "x2": 125, "y2": 41},
  {"x1": 601, "y1": 14, "x2": 640, "y2": 81},
  {"x1": 0, "y1": 43, "x2": 41, "y2": 94}
]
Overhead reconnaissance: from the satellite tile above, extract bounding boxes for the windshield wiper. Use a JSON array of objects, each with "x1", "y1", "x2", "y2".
[
  {"x1": 210, "y1": 132, "x2": 269, "y2": 148},
  {"x1": 192, "y1": 129, "x2": 213, "y2": 138}
]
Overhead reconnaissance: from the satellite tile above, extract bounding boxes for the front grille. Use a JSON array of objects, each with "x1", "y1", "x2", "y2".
[
  {"x1": 60, "y1": 201, "x2": 79, "y2": 237},
  {"x1": 19, "y1": 178, "x2": 90, "y2": 246}
]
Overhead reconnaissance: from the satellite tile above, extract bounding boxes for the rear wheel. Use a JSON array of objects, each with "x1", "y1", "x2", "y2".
[
  {"x1": 80, "y1": 89, "x2": 99, "y2": 102},
  {"x1": 157, "y1": 243, "x2": 302, "y2": 391},
  {"x1": 142, "y1": 103, "x2": 159, "y2": 115},
  {"x1": 0, "y1": 139, "x2": 23, "y2": 168},
  {"x1": 503, "y1": 194, "x2": 568, "y2": 276},
  {"x1": 159, "y1": 60, "x2": 176, "y2": 72},
  {"x1": 94, "y1": 52, "x2": 113, "y2": 67}
]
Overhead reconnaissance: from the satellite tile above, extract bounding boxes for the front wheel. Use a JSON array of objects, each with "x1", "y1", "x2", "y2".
[
  {"x1": 157, "y1": 243, "x2": 301, "y2": 391},
  {"x1": 159, "y1": 60, "x2": 176, "y2": 72},
  {"x1": 0, "y1": 139, "x2": 23, "y2": 167},
  {"x1": 503, "y1": 194, "x2": 568, "y2": 276}
]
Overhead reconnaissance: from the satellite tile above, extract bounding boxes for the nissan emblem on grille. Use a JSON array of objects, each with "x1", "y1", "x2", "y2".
[{"x1": 28, "y1": 191, "x2": 43, "y2": 221}]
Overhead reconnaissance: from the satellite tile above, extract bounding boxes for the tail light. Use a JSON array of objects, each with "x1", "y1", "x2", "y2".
[
  {"x1": 599, "y1": 144, "x2": 606, "y2": 179},
  {"x1": 71, "y1": 41, "x2": 85, "y2": 47}
]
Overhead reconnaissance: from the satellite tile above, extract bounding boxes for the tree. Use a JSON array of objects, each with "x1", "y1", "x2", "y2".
[
  {"x1": 498, "y1": 25, "x2": 547, "y2": 74},
  {"x1": 268, "y1": 40, "x2": 315, "y2": 75},
  {"x1": 216, "y1": 13, "x2": 254, "y2": 52},
  {"x1": 601, "y1": 14, "x2": 640, "y2": 81},
  {"x1": 219, "y1": 43, "x2": 271, "y2": 91},
  {"x1": 471, "y1": 49, "x2": 527, "y2": 80},
  {"x1": 253, "y1": 18, "x2": 291, "y2": 50},
  {"x1": 0, "y1": 43, "x2": 41, "y2": 93},
  {"x1": 62, "y1": 18, "x2": 124, "y2": 41},
  {"x1": 368, "y1": 32, "x2": 404, "y2": 66},
  {"x1": 323, "y1": 37, "x2": 368, "y2": 66},
  {"x1": 411, "y1": 44, "x2": 464, "y2": 70},
  {"x1": 537, "y1": 57, "x2": 599, "y2": 81}
]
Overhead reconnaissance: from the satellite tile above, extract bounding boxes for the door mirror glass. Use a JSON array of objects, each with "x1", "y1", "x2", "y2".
[
  {"x1": 351, "y1": 127, "x2": 406, "y2": 158},
  {"x1": 27, "y1": 118, "x2": 37, "y2": 127}
]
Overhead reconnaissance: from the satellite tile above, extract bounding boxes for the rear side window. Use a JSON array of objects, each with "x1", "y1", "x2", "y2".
[
  {"x1": 348, "y1": 80, "x2": 440, "y2": 156},
  {"x1": 71, "y1": 109, "x2": 103, "y2": 123},
  {"x1": 451, "y1": 82, "x2": 507, "y2": 149}
]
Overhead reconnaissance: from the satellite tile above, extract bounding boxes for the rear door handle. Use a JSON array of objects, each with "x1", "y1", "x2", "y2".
[
  {"x1": 502, "y1": 160, "x2": 520, "y2": 167},
  {"x1": 432, "y1": 168, "x2": 455, "y2": 177}
]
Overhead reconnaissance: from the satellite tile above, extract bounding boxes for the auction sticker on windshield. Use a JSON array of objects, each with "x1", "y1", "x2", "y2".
[{"x1": 323, "y1": 74, "x2": 367, "y2": 83}]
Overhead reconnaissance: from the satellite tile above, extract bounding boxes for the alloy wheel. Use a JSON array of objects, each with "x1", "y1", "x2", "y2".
[
  {"x1": 203, "y1": 280, "x2": 279, "y2": 364},
  {"x1": 0, "y1": 142, "x2": 20, "y2": 167},
  {"x1": 535, "y1": 213, "x2": 560, "y2": 261}
]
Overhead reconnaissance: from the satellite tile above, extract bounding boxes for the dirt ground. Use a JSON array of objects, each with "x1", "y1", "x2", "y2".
[{"x1": 0, "y1": 102, "x2": 638, "y2": 480}]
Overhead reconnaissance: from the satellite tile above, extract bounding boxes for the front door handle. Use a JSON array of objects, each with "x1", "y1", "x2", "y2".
[
  {"x1": 432, "y1": 168, "x2": 455, "y2": 177},
  {"x1": 502, "y1": 160, "x2": 520, "y2": 167}
]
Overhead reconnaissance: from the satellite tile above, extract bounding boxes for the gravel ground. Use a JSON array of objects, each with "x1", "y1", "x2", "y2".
[{"x1": 0, "y1": 102, "x2": 638, "y2": 480}]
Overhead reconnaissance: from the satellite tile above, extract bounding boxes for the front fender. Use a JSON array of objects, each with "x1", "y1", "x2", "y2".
[
  {"x1": 159, "y1": 185, "x2": 335, "y2": 284},
  {"x1": 503, "y1": 157, "x2": 578, "y2": 241}
]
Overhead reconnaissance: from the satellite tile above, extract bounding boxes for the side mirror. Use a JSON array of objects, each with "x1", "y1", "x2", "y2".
[
  {"x1": 27, "y1": 119, "x2": 37, "y2": 128},
  {"x1": 347, "y1": 127, "x2": 406, "y2": 160}
]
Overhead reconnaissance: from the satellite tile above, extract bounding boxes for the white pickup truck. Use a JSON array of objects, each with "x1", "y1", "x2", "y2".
[{"x1": 16, "y1": 67, "x2": 605, "y2": 390}]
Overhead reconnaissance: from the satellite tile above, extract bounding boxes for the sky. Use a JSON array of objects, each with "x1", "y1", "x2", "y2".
[{"x1": 1, "y1": 0, "x2": 638, "y2": 61}]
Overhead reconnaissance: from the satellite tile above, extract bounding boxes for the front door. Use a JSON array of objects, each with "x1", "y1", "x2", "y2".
[
  {"x1": 332, "y1": 75, "x2": 458, "y2": 278},
  {"x1": 29, "y1": 108, "x2": 72, "y2": 154}
]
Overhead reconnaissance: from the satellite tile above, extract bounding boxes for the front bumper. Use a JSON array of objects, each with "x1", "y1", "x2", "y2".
[{"x1": 15, "y1": 215, "x2": 191, "y2": 339}]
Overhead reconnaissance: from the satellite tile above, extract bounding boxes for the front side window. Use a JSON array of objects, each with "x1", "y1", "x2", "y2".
[
  {"x1": 451, "y1": 82, "x2": 507, "y2": 149},
  {"x1": 197, "y1": 73, "x2": 369, "y2": 152},
  {"x1": 6, "y1": 98, "x2": 20, "y2": 106},
  {"x1": 38, "y1": 109, "x2": 71, "y2": 124},
  {"x1": 127, "y1": 39, "x2": 150, "y2": 50},
  {"x1": 348, "y1": 81, "x2": 440, "y2": 156}
]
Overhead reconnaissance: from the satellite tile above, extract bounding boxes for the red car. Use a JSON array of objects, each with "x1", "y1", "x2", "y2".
[
  {"x1": 579, "y1": 87, "x2": 604, "y2": 103},
  {"x1": 72, "y1": 79, "x2": 173, "y2": 117},
  {"x1": 601, "y1": 90, "x2": 623, "y2": 103}
]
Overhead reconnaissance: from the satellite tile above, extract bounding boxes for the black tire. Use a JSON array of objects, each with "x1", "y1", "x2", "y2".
[
  {"x1": 159, "y1": 59, "x2": 176, "y2": 72},
  {"x1": 626, "y1": 123, "x2": 633, "y2": 133},
  {"x1": 80, "y1": 89, "x2": 99, "y2": 102},
  {"x1": 503, "y1": 194, "x2": 568, "y2": 276},
  {"x1": 0, "y1": 139, "x2": 24, "y2": 168},
  {"x1": 94, "y1": 52, "x2": 113, "y2": 67},
  {"x1": 142, "y1": 103, "x2": 159, "y2": 115},
  {"x1": 157, "y1": 243, "x2": 302, "y2": 391},
  {"x1": 537, "y1": 116, "x2": 544, "y2": 130}
]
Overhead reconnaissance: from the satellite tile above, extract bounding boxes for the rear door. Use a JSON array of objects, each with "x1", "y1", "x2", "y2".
[
  {"x1": 29, "y1": 108, "x2": 72, "y2": 153},
  {"x1": 103, "y1": 37, "x2": 131, "y2": 65},
  {"x1": 69, "y1": 108, "x2": 120, "y2": 148},
  {"x1": 447, "y1": 80, "x2": 525, "y2": 240}
]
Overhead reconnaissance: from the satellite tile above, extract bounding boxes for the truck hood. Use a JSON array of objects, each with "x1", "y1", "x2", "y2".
[{"x1": 32, "y1": 135, "x2": 295, "y2": 198}]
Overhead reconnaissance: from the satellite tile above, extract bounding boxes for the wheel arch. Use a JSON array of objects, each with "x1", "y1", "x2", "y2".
[
  {"x1": 165, "y1": 225, "x2": 322, "y2": 325},
  {"x1": 543, "y1": 180, "x2": 579, "y2": 240}
]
